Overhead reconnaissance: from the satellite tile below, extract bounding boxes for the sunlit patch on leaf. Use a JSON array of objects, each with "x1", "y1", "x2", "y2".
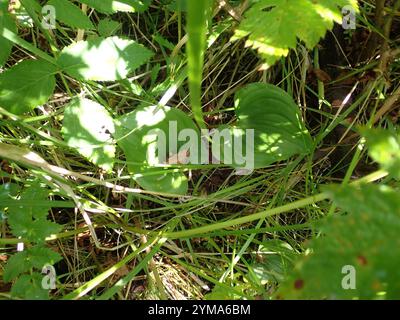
[
  {"x1": 62, "y1": 98, "x2": 116, "y2": 172},
  {"x1": 57, "y1": 36, "x2": 153, "y2": 81},
  {"x1": 77, "y1": 0, "x2": 151, "y2": 14},
  {"x1": 361, "y1": 127, "x2": 400, "y2": 180},
  {"x1": 215, "y1": 83, "x2": 313, "y2": 169},
  {"x1": 114, "y1": 105, "x2": 200, "y2": 195},
  {"x1": 233, "y1": 0, "x2": 359, "y2": 69},
  {"x1": 0, "y1": 59, "x2": 57, "y2": 114}
]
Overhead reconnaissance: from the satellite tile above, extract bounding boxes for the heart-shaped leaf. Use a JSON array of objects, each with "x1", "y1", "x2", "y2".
[
  {"x1": 115, "y1": 105, "x2": 200, "y2": 195},
  {"x1": 62, "y1": 98, "x2": 116, "y2": 171},
  {"x1": 57, "y1": 36, "x2": 153, "y2": 81},
  {"x1": 0, "y1": 59, "x2": 57, "y2": 114},
  {"x1": 215, "y1": 83, "x2": 313, "y2": 170}
]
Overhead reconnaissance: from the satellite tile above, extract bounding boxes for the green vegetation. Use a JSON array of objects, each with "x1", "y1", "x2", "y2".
[{"x1": 0, "y1": 0, "x2": 399, "y2": 300}]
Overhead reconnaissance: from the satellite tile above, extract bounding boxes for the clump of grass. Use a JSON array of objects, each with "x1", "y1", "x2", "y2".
[{"x1": 1, "y1": 0, "x2": 399, "y2": 300}]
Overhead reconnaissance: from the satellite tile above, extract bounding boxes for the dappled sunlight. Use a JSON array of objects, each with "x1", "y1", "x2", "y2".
[
  {"x1": 233, "y1": 0, "x2": 359, "y2": 68},
  {"x1": 114, "y1": 105, "x2": 199, "y2": 195},
  {"x1": 58, "y1": 36, "x2": 153, "y2": 81},
  {"x1": 314, "y1": 4, "x2": 342, "y2": 23},
  {"x1": 80, "y1": 0, "x2": 150, "y2": 14},
  {"x1": 62, "y1": 98, "x2": 115, "y2": 171},
  {"x1": 136, "y1": 106, "x2": 167, "y2": 127},
  {"x1": 0, "y1": 59, "x2": 57, "y2": 114},
  {"x1": 229, "y1": 83, "x2": 313, "y2": 169}
]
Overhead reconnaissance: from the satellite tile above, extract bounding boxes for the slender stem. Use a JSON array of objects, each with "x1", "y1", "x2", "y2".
[
  {"x1": 1, "y1": 28, "x2": 56, "y2": 64},
  {"x1": 187, "y1": 0, "x2": 210, "y2": 130},
  {"x1": 164, "y1": 170, "x2": 388, "y2": 239},
  {"x1": 165, "y1": 193, "x2": 328, "y2": 239}
]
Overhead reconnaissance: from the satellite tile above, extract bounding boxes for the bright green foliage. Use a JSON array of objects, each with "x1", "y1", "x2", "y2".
[
  {"x1": 186, "y1": 0, "x2": 211, "y2": 129},
  {"x1": 62, "y1": 98, "x2": 116, "y2": 172},
  {"x1": 57, "y1": 36, "x2": 153, "y2": 81},
  {"x1": 278, "y1": 183, "x2": 400, "y2": 299},
  {"x1": 10, "y1": 273, "x2": 50, "y2": 299},
  {"x1": 77, "y1": 0, "x2": 151, "y2": 14},
  {"x1": 47, "y1": 0, "x2": 95, "y2": 30},
  {"x1": 166, "y1": 0, "x2": 187, "y2": 12},
  {"x1": 361, "y1": 128, "x2": 400, "y2": 180},
  {"x1": 6, "y1": 182, "x2": 62, "y2": 243},
  {"x1": 1, "y1": 182, "x2": 62, "y2": 299},
  {"x1": 233, "y1": 0, "x2": 359, "y2": 68},
  {"x1": 216, "y1": 83, "x2": 313, "y2": 169},
  {"x1": 0, "y1": 183, "x2": 19, "y2": 201},
  {"x1": 0, "y1": 0, "x2": 17, "y2": 67},
  {"x1": 248, "y1": 240, "x2": 295, "y2": 285},
  {"x1": 0, "y1": 59, "x2": 57, "y2": 114},
  {"x1": 115, "y1": 105, "x2": 200, "y2": 195},
  {"x1": 97, "y1": 18, "x2": 121, "y2": 37},
  {"x1": 4, "y1": 247, "x2": 61, "y2": 281},
  {"x1": 204, "y1": 284, "x2": 243, "y2": 300}
]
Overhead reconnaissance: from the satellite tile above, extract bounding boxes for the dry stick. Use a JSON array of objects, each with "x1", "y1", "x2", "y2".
[
  {"x1": 377, "y1": 0, "x2": 400, "y2": 72},
  {"x1": 362, "y1": 0, "x2": 386, "y2": 61},
  {"x1": 134, "y1": 217, "x2": 168, "y2": 299},
  {"x1": 217, "y1": 0, "x2": 242, "y2": 22},
  {"x1": 373, "y1": 0, "x2": 400, "y2": 123},
  {"x1": 0, "y1": 143, "x2": 131, "y2": 251},
  {"x1": 0, "y1": 142, "x2": 250, "y2": 205},
  {"x1": 373, "y1": 84, "x2": 400, "y2": 124},
  {"x1": 75, "y1": 4, "x2": 87, "y2": 42}
]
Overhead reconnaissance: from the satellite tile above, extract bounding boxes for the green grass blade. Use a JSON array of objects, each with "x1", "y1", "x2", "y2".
[{"x1": 187, "y1": 0, "x2": 211, "y2": 130}]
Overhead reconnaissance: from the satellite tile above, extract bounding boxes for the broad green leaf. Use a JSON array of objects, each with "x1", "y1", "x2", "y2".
[
  {"x1": 166, "y1": 0, "x2": 187, "y2": 12},
  {"x1": 115, "y1": 105, "x2": 200, "y2": 195},
  {"x1": 62, "y1": 98, "x2": 116, "y2": 171},
  {"x1": 97, "y1": 18, "x2": 121, "y2": 37},
  {"x1": 77, "y1": 0, "x2": 151, "y2": 14},
  {"x1": 0, "y1": 1, "x2": 17, "y2": 66},
  {"x1": 278, "y1": 184, "x2": 400, "y2": 299},
  {"x1": 204, "y1": 285, "x2": 242, "y2": 300},
  {"x1": 233, "y1": 0, "x2": 359, "y2": 69},
  {"x1": 3, "y1": 245, "x2": 60, "y2": 282},
  {"x1": 248, "y1": 240, "x2": 295, "y2": 285},
  {"x1": 0, "y1": 59, "x2": 57, "y2": 114},
  {"x1": 28, "y1": 246, "x2": 62, "y2": 269},
  {"x1": 216, "y1": 83, "x2": 313, "y2": 169},
  {"x1": 47, "y1": 0, "x2": 95, "y2": 30},
  {"x1": 0, "y1": 183, "x2": 20, "y2": 202},
  {"x1": 20, "y1": 0, "x2": 42, "y2": 12},
  {"x1": 8, "y1": 215, "x2": 62, "y2": 243},
  {"x1": 3, "y1": 251, "x2": 31, "y2": 282},
  {"x1": 361, "y1": 128, "x2": 400, "y2": 180},
  {"x1": 57, "y1": 36, "x2": 153, "y2": 81},
  {"x1": 14, "y1": 183, "x2": 52, "y2": 220},
  {"x1": 7, "y1": 183, "x2": 62, "y2": 243},
  {"x1": 11, "y1": 273, "x2": 49, "y2": 299}
]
